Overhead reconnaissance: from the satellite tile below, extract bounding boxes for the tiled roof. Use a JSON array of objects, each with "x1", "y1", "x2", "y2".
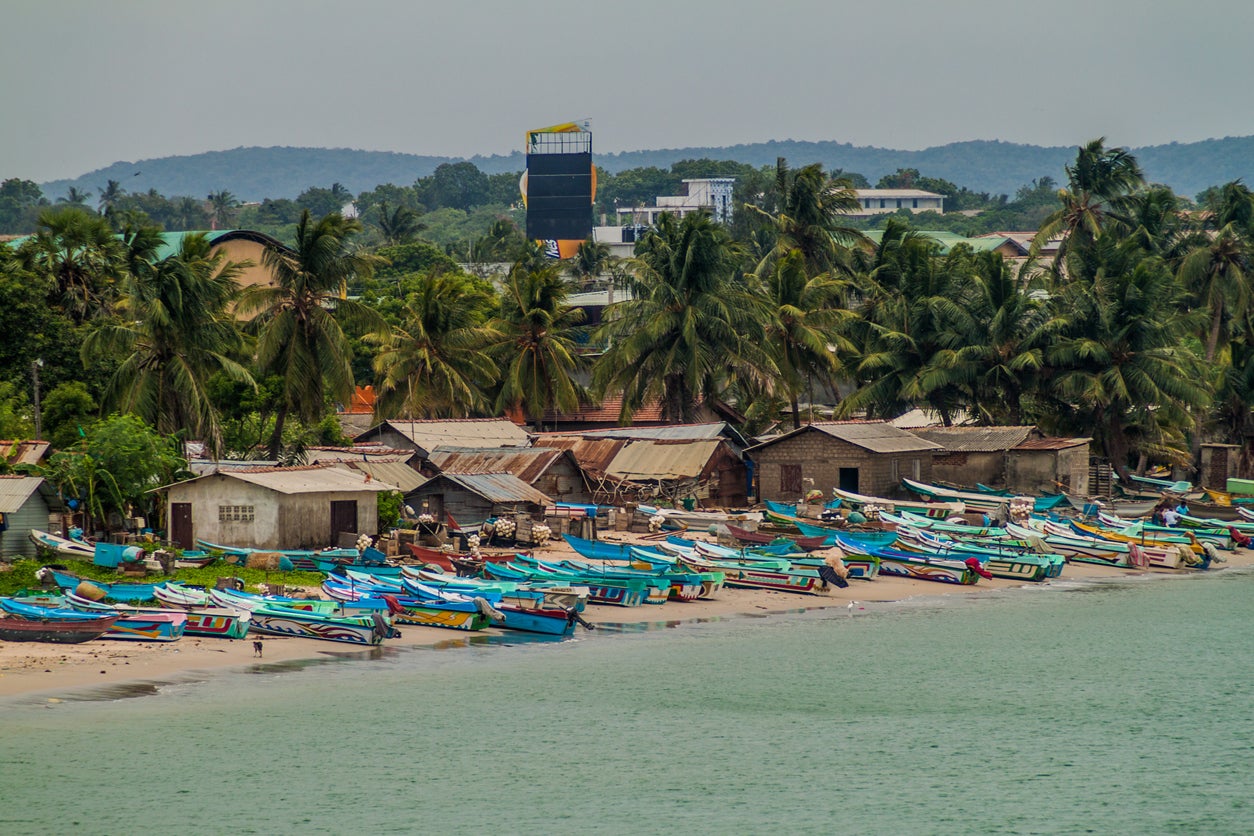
[{"x1": 1012, "y1": 437, "x2": 1091, "y2": 451}]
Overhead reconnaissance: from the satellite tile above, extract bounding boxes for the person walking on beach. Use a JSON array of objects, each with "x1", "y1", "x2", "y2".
[
  {"x1": 253, "y1": 639, "x2": 263, "y2": 657},
  {"x1": 819, "y1": 546, "x2": 851, "y2": 589}
]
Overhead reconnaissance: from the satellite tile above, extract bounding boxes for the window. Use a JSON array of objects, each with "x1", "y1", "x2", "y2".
[{"x1": 218, "y1": 504, "x2": 254, "y2": 523}]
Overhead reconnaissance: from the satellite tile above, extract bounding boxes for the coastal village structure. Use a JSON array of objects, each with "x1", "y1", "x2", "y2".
[
  {"x1": 0, "y1": 476, "x2": 60, "y2": 559},
  {"x1": 745, "y1": 421, "x2": 942, "y2": 502},
  {"x1": 909, "y1": 425, "x2": 1092, "y2": 496},
  {"x1": 158, "y1": 465, "x2": 396, "y2": 550},
  {"x1": 853, "y1": 189, "x2": 944, "y2": 215},
  {"x1": 404, "y1": 472, "x2": 554, "y2": 528},
  {"x1": 354, "y1": 418, "x2": 531, "y2": 461},
  {"x1": 425, "y1": 446, "x2": 590, "y2": 504}
]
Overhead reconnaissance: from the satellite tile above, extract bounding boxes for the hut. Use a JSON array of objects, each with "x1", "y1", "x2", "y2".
[
  {"x1": 157, "y1": 465, "x2": 397, "y2": 550},
  {"x1": 0, "y1": 476, "x2": 61, "y2": 559},
  {"x1": 353, "y1": 418, "x2": 531, "y2": 461},
  {"x1": 909, "y1": 426, "x2": 1038, "y2": 488},
  {"x1": 426, "y1": 446, "x2": 589, "y2": 504},
  {"x1": 1005, "y1": 438, "x2": 1092, "y2": 496},
  {"x1": 1199, "y1": 443, "x2": 1241, "y2": 491},
  {"x1": 745, "y1": 421, "x2": 942, "y2": 501},
  {"x1": 404, "y1": 472, "x2": 554, "y2": 528}
]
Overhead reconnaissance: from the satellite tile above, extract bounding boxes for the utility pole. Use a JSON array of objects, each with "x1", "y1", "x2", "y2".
[{"x1": 31, "y1": 358, "x2": 43, "y2": 440}]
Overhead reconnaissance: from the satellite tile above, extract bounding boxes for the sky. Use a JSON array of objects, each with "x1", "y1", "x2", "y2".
[{"x1": 4, "y1": 0, "x2": 1254, "y2": 183}]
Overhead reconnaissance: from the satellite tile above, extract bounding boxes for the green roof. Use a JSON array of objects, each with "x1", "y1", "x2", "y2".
[
  {"x1": 7, "y1": 228, "x2": 285, "y2": 258},
  {"x1": 861, "y1": 230, "x2": 1024, "y2": 256}
]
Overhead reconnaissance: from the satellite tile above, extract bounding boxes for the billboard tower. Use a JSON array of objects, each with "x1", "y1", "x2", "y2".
[{"x1": 520, "y1": 120, "x2": 595, "y2": 259}]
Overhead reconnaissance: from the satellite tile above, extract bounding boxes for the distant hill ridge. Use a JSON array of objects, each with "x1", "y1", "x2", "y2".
[{"x1": 38, "y1": 136, "x2": 1254, "y2": 204}]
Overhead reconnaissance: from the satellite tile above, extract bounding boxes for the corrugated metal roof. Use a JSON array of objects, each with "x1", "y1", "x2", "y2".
[
  {"x1": 912, "y1": 426, "x2": 1036, "y2": 452},
  {"x1": 429, "y1": 446, "x2": 569, "y2": 483},
  {"x1": 0, "y1": 440, "x2": 50, "y2": 465},
  {"x1": 606, "y1": 439, "x2": 723, "y2": 481},
  {"x1": 333, "y1": 460, "x2": 427, "y2": 492},
  {"x1": 532, "y1": 436, "x2": 626, "y2": 476},
  {"x1": 0, "y1": 475, "x2": 44, "y2": 513},
  {"x1": 362, "y1": 419, "x2": 531, "y2": 451},
  {"x1": 1012, "y1": 437, "x2": 1091, "y2": 451},
  {"x1": 747, "y1": 421, "x2": 943, "y2": 454},
  {"x1": 424, "y1": 472, "x2": 554, "y2": 505},
  {"x1": 306, "y1": 445, "x2": 414, "y2": 463},
  {"x1": 168, "y1": 465, "x2": 398, "y2": 495}
]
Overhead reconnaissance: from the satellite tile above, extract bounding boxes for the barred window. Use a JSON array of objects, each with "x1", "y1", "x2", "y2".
[{"x1": 218, "y1": 505, "x2": 255, "y2": 523}]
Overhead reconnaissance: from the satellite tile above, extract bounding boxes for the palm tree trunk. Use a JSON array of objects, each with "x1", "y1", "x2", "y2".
[
  {"x1": 267, "y1": 403, "x2": 289, "y2": 460},
  {"x1": 790, "y1": 394, "x2": 801, "y2": 431},
  {"x1": 1205, "y1": 303, "x2": 1224, "y2": 364}
]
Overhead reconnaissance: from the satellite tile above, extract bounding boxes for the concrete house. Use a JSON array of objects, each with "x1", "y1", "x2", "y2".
[
  {"x1": 910, "y1": 426, "x2": 1039, "y2": 488},
  {"x1": 426, "y1": 446, "x2": 590, "y2": 504},
  {"x1": 745, "y1": 421, "x2": 942, "y2": 501},
  {"x1": 159, "y1": 465, "x2": 397, "y2": 550},
  {"x1": 0, "y1": 476, "x2": 60, "y2": 559},
  {"x1": 1005, "y1": 437, "x2": 1091, "y2": 496}
]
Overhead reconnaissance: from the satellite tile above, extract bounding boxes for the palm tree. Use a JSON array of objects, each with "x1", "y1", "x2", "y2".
[
  {"x1": 372, "y1": 201, "x2": 425, "y2": 246},
  {"x1": 237, "y1": 210, "x2": 387, "y2": 457},
  {"x1": 98, "y1": 179, "x2": 127, "y2": 215},
  {"x1": 571, "y1": 239, "x2": 611, "y2": 288},
  {"x1": 83, "y1": 231, "x2": 254, "y2": 455},
  {"x1": 1031, "y1": 138, "x2": 1144, "y2": 270},
  {"x1": 492, "y1": 261, "x2": 586, "y2": 425},
  {"x1": 757, "y1": 249, "x2": 853, "y2": 429},
  {"x1": 207, "y1": 190, "x2": 240, "y2": 230},
  {"x1": 371, "y1": 272, "x2": 499, "y2": 418},
  {"x1": 593, "y1": 212, "x2": 774, "y2": 422},
  {"x1": 751, "y1": 159, "x2": 866, "y2": 278},
  {"x1": 17, "y1": 206, "x2": 124, "y2": 322},
  {"x1": 1178, "y1": 224, "x2": 1251, "y2": 363},
  {"x1": 58, "y1": 187, "x2": 91, "y2": 208}
]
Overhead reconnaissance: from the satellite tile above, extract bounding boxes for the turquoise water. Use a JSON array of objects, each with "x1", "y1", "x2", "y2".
[{"x1": 2, "y1": 570, "x2": 1252, "y2": 835}]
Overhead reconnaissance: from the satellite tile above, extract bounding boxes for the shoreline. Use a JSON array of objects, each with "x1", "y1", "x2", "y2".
[{"x1": 4, "y1": 534, "x2": 1252, "y2": 702}]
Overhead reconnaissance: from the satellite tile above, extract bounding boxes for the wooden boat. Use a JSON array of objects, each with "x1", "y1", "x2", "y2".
[
  {"x1": 637, "y1": 504, "x2": 763, "y2": 530},
  {"x1": 901, "y1": 478, "x2": 1031, "y2": 513},
  {"x1": 834, "y1": 542, "x2": 978, "y2": 585},
  {"x1": 482, "y1": 562, "x2": 649, "y2": 607},
  {"x1": 42, "y1": 568, "x2": 163, "y2": 604},
  {"x1": 65, "y1": 595, "x2": 189, "y2": 641},
  {"x1": 28, "y1": 529, "x2": 95, "y2": 559},
  {"x1": 0, "y1": 598, "x2": 120, "y2": 643},
  {"x1": 831, "y1": 488, "x2": 964, "y2": 517},
  {"x1": 1071, "y1": 520, "x2": 1202, "y2": 555},
  {"x1": 209, "y1": 588, "x2": 391, "y2": 645},
  {"x1": 1063, "y1": 495, "x2": 1159, "y2": 518},
  {"x1": 1126, "y1": 474, "x2": 1193, "y2": 494},
  {"x1": 893, "y1": 528, "x2": 1061, "y2": 581},
  {"x1": 1096, "y1": 512, "x2": 1232, "y2": 549},
  {"x1": 726, "y1": 524, "x2": 826, "y2": 551}
]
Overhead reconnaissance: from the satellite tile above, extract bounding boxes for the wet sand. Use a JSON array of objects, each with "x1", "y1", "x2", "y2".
[{"x1": 4, "y1": 530, "x2": 1250, "y2": 699}]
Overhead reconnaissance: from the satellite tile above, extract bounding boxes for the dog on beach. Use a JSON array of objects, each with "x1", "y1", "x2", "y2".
[{"x1": 253, "y1": 640, "x2": 263, "y2": 657}]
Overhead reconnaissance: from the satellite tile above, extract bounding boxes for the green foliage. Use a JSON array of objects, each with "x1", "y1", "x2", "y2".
[
  {"x1": 377, "y1": 490, "x2": 403, "y2": 532},
  {"x1": 420, "y1": 162, "x2": 490, "y2": 212},
  {"x1": 40, "y1": 381, "x2": 97, "y2": 450},
  {"x1": 0, "y1": 380, "x2": 34, "y2": 439},
  {"x1": 0, "y1": 177, "x2": 48, "y2": 233},
  {"x1": 374, "y1": 241, "x2": 461, "y2": 280},
  {"x1": 0, "y1": 559, "x2": 325, "y2": 597}
]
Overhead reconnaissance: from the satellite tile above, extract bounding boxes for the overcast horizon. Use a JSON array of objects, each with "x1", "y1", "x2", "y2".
[{"x1": 4, "y1": 0, "x2": 1253, "y2": 184}]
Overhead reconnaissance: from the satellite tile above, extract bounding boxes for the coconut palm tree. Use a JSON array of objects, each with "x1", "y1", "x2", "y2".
[
  {"x1": 58, "y1": 187, "x2": 91, "y2": 208},
  {"x1": 491, "y1": 261, "x2": 586, "y2": 425},
  {"x1": 83, "y1": 231, "x2": 253, "y2": 455},
  {"x1": 1178, "y1": 224, "x2": 1251, "y2": 363},
  {"x1": 593, "y1": 212, "x2": 774, "y2": 422},
  {"x1": 370, "y1": 272, "x2": 499, "y2": 418},
  {"x1": 237, "y1": 210, "x2": 387, "y2": 457},
  {"x1": 1031, "y1": 138, "x2": 1144, "y2": 271},
  {"x1": 207, "y1": 190, "x2": 240, "y2": 230},
  {"x1": 751, "y1": 159, "x2": 866, "y2": 278},
  {"x1": 372, "y1": 201, "x2": 425, "y2": 246},
  {"x1": 98, "y1": 179, "x2": 127, "y2": 215},
  {"x1": 571, "y1": 238, "x2": 611, "y2": 288},
  {"x1": 757, "y1": 248, "x2": 853, "y2": 429}
]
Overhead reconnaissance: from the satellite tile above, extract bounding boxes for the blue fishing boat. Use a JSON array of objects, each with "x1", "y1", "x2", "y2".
[
  {"x1": 42, "y1": 568, "x2": 164, "y2": 603},
  {"x1": 0, "y1": 598, "x2": 120, "y2": 644}
]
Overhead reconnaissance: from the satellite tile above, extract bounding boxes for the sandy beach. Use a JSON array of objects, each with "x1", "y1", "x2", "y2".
[{"x1": 4, "y1": 531, "x2": 1251, "y2": 700}]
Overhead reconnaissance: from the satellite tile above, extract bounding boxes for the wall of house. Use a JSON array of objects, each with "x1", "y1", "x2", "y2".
[
  {"x1": 165, "y1": 476, "x2": 379, "y2": 549},
  {"x1": 700, "y1": 445, "x2": 749, "y2": 507},
  {"x1": 0, "y1": 492, "x2": 52, "y2": 559},
  {"x1": 930, "y1": 451, "x2": 1005, "y2": 488},
  {"x1": 1200, "y1": 446, "x2": 1239, "y2": 490},
  {"x1": 750, "y1": 433, "x2": 932, "y2": 501},
  {"x1": 1006, "y1": 447, "x2": 1090, "y2": 496},
  {"x1": 406, "y1": 484, "x2": 493, "y2": 527},
  {"x1": 533, "y1": 458, "x2": 591, "y2": 504}
]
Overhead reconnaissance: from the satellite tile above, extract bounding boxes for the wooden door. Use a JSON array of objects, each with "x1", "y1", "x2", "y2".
[
  {"x1": 171, "y1": 503, "x2": 193, "y2": 549},
  {"x1": 330, "y1": 500, "x2": 359, "y2": 539},
  {"x1": 839, "y1": 467, "x2": 860, "y2": 493}
]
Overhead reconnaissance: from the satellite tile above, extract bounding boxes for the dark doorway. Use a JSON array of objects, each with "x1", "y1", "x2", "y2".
[
  {"x1": 171, "y1": 503, "x2": 193, "y2": 549},
  {"x1": 839, "y1": 468, "x2": 860, "y2": 493},
  {"x1": 330, "y1": 500, "x2": 358, "y2": 541}
]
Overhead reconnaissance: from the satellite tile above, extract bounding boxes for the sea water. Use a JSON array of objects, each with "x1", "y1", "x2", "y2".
[{"x1": 1, "y1": 570, "x2": 1252, "y2": 835}]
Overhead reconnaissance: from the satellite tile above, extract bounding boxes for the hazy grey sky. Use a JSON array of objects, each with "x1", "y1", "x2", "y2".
[{"x1": 4, "y1": 0, "x2": 1252, "y2": 182}]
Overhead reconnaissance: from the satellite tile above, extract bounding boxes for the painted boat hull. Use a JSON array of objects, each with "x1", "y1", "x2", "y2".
[
  {"x1": 0, "y1": 615, "x2": 119, "y2": 643},
  {"x1": 183, "y1": 609, "x2": 251, "y2": 639}
]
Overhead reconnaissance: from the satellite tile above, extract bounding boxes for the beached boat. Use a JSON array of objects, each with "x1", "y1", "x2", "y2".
[
  {"x1": 726, "y1": 524, "x2": 826, "y2": 551},
  {"x1": 209, "y1": 588, "x2": 391, "y2": 645},
  {"x1": 65, "y1": 595, "x2": 189, "y2": 641},
  {"x1": 0, "y1": 598, "x2": 120, "y2": 644},
  {"x1": 832, "y1": 541, "x2": 979, "y2": 585},
  {"x1": 1063, "y1": 495, "x2": 1159, "y2": 518},
  {"x1": 901, "y1": 478, "x2": 1031, "y2": 513},
  {"x1": 637, "y1": 505, "x2": 764, "y2": 531},
  {"x1": 28, "y1": 529, "x2": 96, "y2": 560},
  {"x1": 831, "y1": 488, "x2": 964, "y2": 517},
  {"x1": 41, "y1": 568, "x2": 164, "y2": 604},
  {"x1": 482, "y1": 562, "x2": 649, "y2": 607}
]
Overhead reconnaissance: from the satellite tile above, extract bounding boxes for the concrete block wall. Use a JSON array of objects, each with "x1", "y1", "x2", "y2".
[{"x1": 751, "y1": 435, "x2": 932, "y2": 501}]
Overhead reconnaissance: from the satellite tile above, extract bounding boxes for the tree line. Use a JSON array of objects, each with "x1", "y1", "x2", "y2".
[{"x1": 2, "y1": 138, "x2": 1253, "y2": 529}]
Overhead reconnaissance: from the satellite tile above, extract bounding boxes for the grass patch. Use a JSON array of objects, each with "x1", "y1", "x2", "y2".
[{"x1": 0, "y1": 558, "x2": 325, "y2": 598}]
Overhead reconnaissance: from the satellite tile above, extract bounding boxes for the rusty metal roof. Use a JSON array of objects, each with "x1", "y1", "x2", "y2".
[
  {"x1": 1012, "y1": 437, "x2": 1091, "y2": 451},
  {"x1": 748, "y1": 421, "x2": 943, "y2": 455},
  {"x1": 533, "y1": 436, "x2": 627, "y2": 476},
  {"x1": 606, "y1": 439, "x2": 724, "y2": 481},
  {"x1": 912, "y1": 426, "x2": 1036, "y2": 452},
  {"x1": 0, "y1": 440, "x2": 50, "y2": 466},
  {"x1": 415, "y1": 472, "x2": 554, "y2": 506},
  {"x1": 428, "y1": 446, "x2": 571, "y2": 483},
  {"x1": 332, "y1": 460, "x2": 427, "y2": 492}
]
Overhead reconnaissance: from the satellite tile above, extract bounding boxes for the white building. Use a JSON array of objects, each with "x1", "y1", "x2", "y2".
[
  {"x1": 854, "y1": 189, "x2": 945, "y2": 215},
  {"x1": 615, "y1": 177, "x2": 736, "y2": 226}
]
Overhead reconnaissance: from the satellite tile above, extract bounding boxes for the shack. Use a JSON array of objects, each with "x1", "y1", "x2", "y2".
[
  {"x1": 158, "y1": 465, "x2": 397, "y2": 550},
  {"x1": 353, "y1": 418, "x2": 530, "y2": 460},
  {"x1": 745, "y1": 421, "x2": 942, "y2": 501},
  {"x1": 0, "y1": 476, "x2": 60, "y2": 559},
  {"x1": 909, "y1": 425, "x2": 1037, "y2": 488},
  {"x1": 426, "y1": 446, "x2": 589, "y2": 504},
  {"x1": 1005, "y1": 437, "x2": 1092, "y2": 496},
  {"x1": 404, "y1": 472, "x2": 554, "y2": 528}
]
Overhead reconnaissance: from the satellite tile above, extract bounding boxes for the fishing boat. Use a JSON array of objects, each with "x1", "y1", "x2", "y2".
[
  {"x1": 832, "y1": 539, "x2": 979, "y2": 585},
  {"x1": 40, "y1": 568, "x2": 164, "y2": 604},
  {"x1": 482, "y1": 562, "x2": 649, "y2": 607},
  {"x1": 1125, "y1": 474, "x2": 1193, "y2": 494},
  {"x1": 831, "y1": 488, "x2": 964, "y2": 517},
  {"x1": 974, "y1": 484, "x2": 1070, "y2": 512},
  {"x1": 64, "y1": 595, "x2": 189, "y2": 641},
  {"x1": 0, "y1": 598, "x2": 120, "y2": 643},
  {"x1": 1063, "y1": 494, "x2": 1160, "y2": 518},
  {"x1": 637, "y1": 505, "x2": 764, "y2": 531},
  {"x1": 901, "y1": 478, "x2": 1030, "y2": 513},
  {"x1": 209, "y1": 588, "x2": 391, "y2": 645},
  {"x1": 725, "y1": 524, "x2": 826, "y2": 551},
  {"x1": 322, "y1": 578, "x2": 498, "y2": 632},
  {"x1": 28, "y1": 529, "x2": 95, "y2": 560},
  {"x1": 149, "y1": 583, "x2": 254, "y2": 638}
]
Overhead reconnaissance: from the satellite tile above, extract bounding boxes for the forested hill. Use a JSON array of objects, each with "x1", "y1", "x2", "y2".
[{"x1": 39, "y1": 136, "x2": 1254, "y2": 203}]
